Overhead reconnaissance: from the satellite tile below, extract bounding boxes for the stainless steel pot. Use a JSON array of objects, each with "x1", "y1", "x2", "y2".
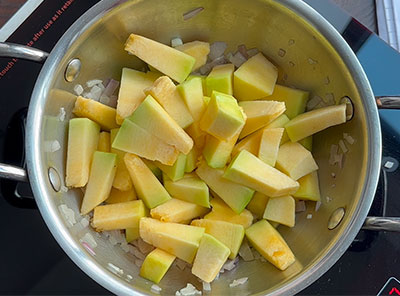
[{"x1": 0, "y1": 0, "x2": 398, "y2": 295}]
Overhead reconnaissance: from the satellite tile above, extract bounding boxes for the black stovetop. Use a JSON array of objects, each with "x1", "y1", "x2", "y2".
[{"x1": 0, "y1": 1, "x2": 399, "y2": 295}]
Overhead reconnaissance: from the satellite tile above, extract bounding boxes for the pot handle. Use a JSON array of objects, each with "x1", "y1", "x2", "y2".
[
  {"x1": 362, "y1": 217, "x2": 400, "y2": 232},
  {"x1": 0, "y1": 42, "x2": 49, "y2": 62},
  {"x1": 376, "y1": 96, "x2": 400, "y2": 109},
  {"x1": 0, "y1": 164, "x2": 28, "y2": 182}
]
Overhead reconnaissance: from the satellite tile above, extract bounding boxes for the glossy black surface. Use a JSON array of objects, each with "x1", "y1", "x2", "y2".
[{"x1": 0, "y1": 1, "x2": 399, "y2": 295}]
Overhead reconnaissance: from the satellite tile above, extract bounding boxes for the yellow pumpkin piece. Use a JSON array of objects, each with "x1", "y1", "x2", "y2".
[
  {"x1": 176, "y1": 41, "x2": 210, "y2": 71},
  {"x1": 246, "y1": 220, "x2": 295, "y2": 270},
  {"x1": 66, "y1": 118, "x2": 100, "y2": 187},
  {"x1": 145, "y1": 76, "x2": 193, "y2": 128},
  {"x1": 238, "y1": 100, "x2": 285, "y2": 139},
  {"x1": 73, "y1": 96, "x2": 119, "y2": 131},
  {"x1": 81, "y1": 151, "x2": 117, "y2": 214},
  {"x1": 105, "y1": 187, "x2": 137, "y2": 204},
  {"x1": 116, "y1": 68, "x2": 160, "y2": 124},
  {"x1": 125, "y1": 34, "x2": 195, "y2": 83},
  {"x1": 150, "y1": 198, "x2": 209, "y2": 223},
  {"x1": 97, "y1": 131, "x2": 110, "y2": 152},
  {"x1": 140, "y1": 248, "x2": 176, "y2": 284},
  {"x1": 92, "y1": 200, "x2": 146, "y2": 231},
  {"x1": 234, "y1": 52, "x2": 278, "y2": 101},
  {"x1": 110, "y1": 128, "x2": 133, "y2": 191}
]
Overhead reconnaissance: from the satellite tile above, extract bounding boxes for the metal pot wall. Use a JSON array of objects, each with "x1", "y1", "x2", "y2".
[{"x1": 0, "y1": 0, "x2": 398, "y2": 295}]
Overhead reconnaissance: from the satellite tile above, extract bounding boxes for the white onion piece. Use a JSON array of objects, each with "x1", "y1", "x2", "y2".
[
  {"x1": 102, "y1": 79, "x2": 120, "y2": 97},
  {"x1": 60, "y1": 185, "x2": 68, "y2": 193},
  {"x1": 306, "y1": 95, "x2": 322, "y2": 111},
  {"x1": 175, "y1": 259, "x2": 188, "y2": 270},
  {"x1": 44, "y1": 140, "x2": 61, "y2": 153},
  {"x1": 73, "y1": 84, "x2": 84, "y2": 96},
  {"x1": 229, "y1": 277, "x2": 248, "y2": 288},
  {"x1": 338, "y1": 139, "x2": 348, "y2": 153},
  {"x1": 81, "y1": 242, "x2": 96, "y2": 256},
  {"x1": 138, "y1": 238, "x2": 154, "y2": 254},
  {"x1": 326, "y1": 196, "x2": 332, "y2": 203},
  {"x1": 222, "y1": 257, "x2": 239, "y2": 271},
  {"x1": 175, "y1": 283, "x2": 202, "y2": 296},
  {"x1": 199, "y1": 55, "x2": 227, "y2": 75},
  {"x1": 58, "y1": 204, "x2": 76, "y2": 227},
  {"x1": 228, "y1": 51, "x2": 247, "y2": 68},
  {"x1": 57, "y1": 107, "x2": 66, "y2": 122},
  {"x1": 151, "y1": 284, "x2": 162, "y2": 294},
  {"x1": 246, "y1": 48, "x2": 259, "y2": 58},
  {"x1": 107, "y1": 263, "x2": 123, "y2": 276},
  {"x1": 237, "y1": 44, "x2": 249, "y2": 59},
  {"x1": 306, "y1": 214, "x2": 313, "y2": 219},
  {"x1": 126, "y1": 274, "x2": 133, "y2": 281},
  {"x1": 183, "y1": 7, "x2": 204, "y2": 21},
  {"x1": 295, "y1": 200, "x2": 306, "y2": 213},
  {"x1": 315, "y1": 201, "x2": 322, "y2": 212},
  {"x1": 90, "y1": 85, "x2": 103, "y2": 101},
  {"x1": 80, "y1": 232, "x2": 97, "y2": 248},
  {"x1": 86, "y1": 79, "x2": 103, "y2": 88},
  {"x1": 344, "y1": 134, "x2": 355, "y2": 145},
  {"x1": 202, "y1": 282, "x2": 211, "y2": 291},
  {"x1": 208, "y1": 41, "x2": 227, "y2": 61},
  {"x1": 239, "y1": 240, "x2": 254, "y2": 261},
  {"x1": 99, "y1": 95, "x2": 110, "y2": 105},
  {"x1": 171, "y1": 37, "x2": 183, "y2": 48},
  {"x1": 329, "y1": 144, "x2": 339, "y2": 165},
  {"x1": 80, "y1": 217, "x2": 89, "y2": 228}
]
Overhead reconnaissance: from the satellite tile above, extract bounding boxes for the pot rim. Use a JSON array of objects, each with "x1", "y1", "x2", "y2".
[{"x1": 25, "y1": 0, "x2": 381, "y2": 295}]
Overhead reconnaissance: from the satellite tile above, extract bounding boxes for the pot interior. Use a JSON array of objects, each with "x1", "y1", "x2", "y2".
[{"x1": 36, "y1": 0, "x2": 371, "y2": 294}]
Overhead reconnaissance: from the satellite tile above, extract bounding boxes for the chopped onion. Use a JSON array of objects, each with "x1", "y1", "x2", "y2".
[
  {"x1": 171, "y1": 37, "x2": 184, "y2": 48},
  {"x1": 86, "y1": 79, "x2": 103, "y2": 88},
  {"x1": 151, "y1": 284, "x2": 162, "y2": 294},
  {"x1": 175, "y1": 259, "x2": 188, "y2": 270},
  {"x1": 80, "y1": 232, "x2": 97, "y2": 248},
  {"x1": 81, "y1": 241, "x2": 96, "y2": 256},
  {"x1": 222, "y1": 257, "x2": 239, "y2": 271},
  {"x1": 99, "y1": 94, "x2": 110, "y2": 105},
  {"x1": 138, "y1": 238, "x2": 154, "y2": 254},
  {"x1": 295, "y1": 200, "x2": 306, "y2": 213},
  {"x1": 175, "y1": 283, "x2": 202, "y2": 296},
  {"x1": 344, "y1": 134, "x2": 355, "y2": 145},
  {"x1": 57, "y1": 107, "x2": 66, "y2": 122},
  {"x1": 102, "y1": 79, "x2": 120, "y2": 98},
  {"x1": 90, "y1": 85, "x2": 103, "y2": 101},
  {"x1": 237, "y1": 44, "x2": 249, "y2": 59},
  {"x1": 335, "y1": 153, "x2": 344, "y2": 169},
  {"x1": 331, "y1": 172, "x2": 336, "y2": 178},
  {"x1": 121, "y1": 242, "x2": 130, "y2": 253},
  {"x1": 384, "y1": 161, "x2": 394, "y2": 169},
  {"x1": 73, "y1": 84, "x2": 84, "y2": 96},
  {"x1": 306, "y1": 95, "x2": 322, "y2": 111},
  {"x1": 278, "y1": 48, "x2": 286, "y2": 57},
  {"x1": 229, "y1": 277, "x2": 248, "y2": 288},
  {"x1": 126, "y1": 274, "x2": 133, "y2": 281},
  {"x1": 324, "y1": 93, "x2": 335, "y2": 105},
  {"x1": 308, "y1": 58, "x2": 318, "y2": 65},
  {"x1": 128, "y1": 245, "x2": 146, "y2": 260},
  {"x1": 134, "y1": 259, "x2": 143, "y2": 267},
  {"x1": 202, "y1": 281, "x2": 211, "y2": 292},
  {"x1": 239, "y1": 240, "x2": 254, "y2": 261},
  {"x1": 228, "y1": 51, "x2": 247, "y2": 68},
  {"x1": 326, "y1": 196, "x2": 332, "y2": 203},
  {"x1": 58, "y1": 204, "x2": 76, "y2": 227},
  {"x1": 252, "y1": 249, "x2": 262, "y2": 260},
  {"x1": 183, "y1": 7, "x2": 204, "y2": 21},
  {"x1": 107, "y1": 263, "x2": 123, "y2": 276},
  {"x1": 246, "y1": 48, "x2": 259, "y2": 58},
  {"x1": 329, "y1": 144, "x2": 339, "y2": 165},
  {"x1": 44, "y1": 140, "x2": 61, "y2": 153},
  {"x1": 60, "y1": 185, "x2": 68, "y2": 193},
  {"x1": 209, "y1": 42, "x2": 227, "y2": 61},
  {"x1": 306, "y1": 214, "x2": 313, "y2": 219},
  {"x1": 315, "y1": 201, "x2": 322, "y2": 212},
  {"x1": 338, "y1": 139, "x2": 348, "y2": 154},
  {"x1": 199, "y1": 55, "x2": 226, "y2": 75},
  {"x1": 80, "y1": 217, "x2": 89, "y2": 228}
]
